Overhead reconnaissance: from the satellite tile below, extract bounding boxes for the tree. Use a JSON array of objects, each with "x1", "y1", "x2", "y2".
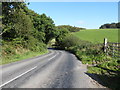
[
  {"x1": 110, "y1": 23, "x2": 116, "y2": 28},
  {"x1": 2, "y1": 3, "x2": 34, "y2": 41},
  {"x1": 24, "y1": 9, "x2": 58, "y2": 44},
  {"x1": 40, "y1": 14, "x2": 58, "y2": 44},
  {"x1": 99, "y1": 22, "x2": 120, "y2": 29},
  {"x1": 2, "y1": 2, "x2": 47, "y2": 52},
  {"x1": 55, "y1": 27, "x2": 69, "y2": 46},
  {"x1": 24, "y1": 9, "x2": 45, "y2": 42},
  {"x1": 56, "y1": 25, "x2": 85, "y2": 32},
  {"x1": 116, "y1": 22, "x2": 120, "y2": 28}
]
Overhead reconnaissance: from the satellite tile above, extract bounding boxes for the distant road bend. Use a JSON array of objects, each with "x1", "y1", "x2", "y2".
[{"x1": 0, "y1": 50, "x2": 105, "y2": 88}]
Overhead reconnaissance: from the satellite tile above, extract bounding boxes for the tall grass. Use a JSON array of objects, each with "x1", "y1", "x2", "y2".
[
  {"x1": 1, "y1": 42, "x2": 48, "y2": 65},
  {"x1": 1, "y1": 51, "x2": 47, "y2": 65}
]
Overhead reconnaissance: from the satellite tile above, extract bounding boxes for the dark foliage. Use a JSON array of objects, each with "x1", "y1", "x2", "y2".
[
  {"x1": 2, "y1": 2, "x2": 58, "y2": 55},
  {"x1": 99, "y1": 22, "x2": 120, "y2": 29},
  {"x1": 56, "y1": 25, "x2": 85, "y2": 32}
]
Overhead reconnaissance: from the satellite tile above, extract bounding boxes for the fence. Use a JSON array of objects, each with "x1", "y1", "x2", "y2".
[{"x1": 104, "y1": 38, "x2": 120, "y2": 59}]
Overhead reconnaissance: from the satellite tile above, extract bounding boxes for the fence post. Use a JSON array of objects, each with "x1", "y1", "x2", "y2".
[
  {"x1": 104, "y1": 38, "x2": 108, "y2": 53},
  {"x1": 112, "y1": 43, "x2": 115, "y2": 57}
]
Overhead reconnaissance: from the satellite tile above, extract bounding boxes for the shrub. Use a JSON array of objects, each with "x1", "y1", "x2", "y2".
[{"x1": 59, "y1": 34, "x2": 87, "y2": 49}]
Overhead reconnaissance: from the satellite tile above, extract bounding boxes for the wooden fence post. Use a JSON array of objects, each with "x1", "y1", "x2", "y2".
[
  {"x1": 104, "y1": 38, "x2": 108, "y2": 53},
  {"x1": 112, "y1": 43, "x2": 115, "y2": 57}
]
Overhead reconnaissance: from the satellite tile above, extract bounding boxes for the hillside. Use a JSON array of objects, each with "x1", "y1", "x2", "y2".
[{"x1": 74, "y1": 29, "x2": 118, "y2": 43}]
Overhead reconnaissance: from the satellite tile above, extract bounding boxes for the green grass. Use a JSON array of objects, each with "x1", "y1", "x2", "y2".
[
  {"x1": 66, "y1": 41, "x2": 120, "y2": 89},
  {"x1": 87, "y1": 66, "x2": 120, "y2": 90},
  {"x1": 74, "y1": 29, "x2": 118, "y2": 43},
  {"x1": 0, "y1": 51, "x2": 48, "y2": 65}
]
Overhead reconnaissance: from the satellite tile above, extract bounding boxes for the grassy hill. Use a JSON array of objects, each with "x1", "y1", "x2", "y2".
[{"x1": 74, "y1": 29, "x2": 118, "y2": 43}]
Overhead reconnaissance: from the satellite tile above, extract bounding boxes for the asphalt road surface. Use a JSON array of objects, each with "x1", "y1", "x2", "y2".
[{"x1": 0, "y1": 50, "x2": 105, "y2": 88}]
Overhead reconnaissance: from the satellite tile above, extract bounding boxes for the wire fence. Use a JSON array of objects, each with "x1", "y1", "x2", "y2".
[{"x1": 104, "y1": 38, "x2": 120, "y2": 59}]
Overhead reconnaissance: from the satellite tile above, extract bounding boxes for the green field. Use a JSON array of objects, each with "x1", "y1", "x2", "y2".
[{"x1": 74, "y1": 29, "x2": 118, "y2": 43}]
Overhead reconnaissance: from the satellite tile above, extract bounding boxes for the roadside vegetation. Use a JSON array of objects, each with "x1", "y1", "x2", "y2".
[
  {"x1": 1, "y1": 2, "x2": 58, "y2": 64},
  {"x1": 55, "y1": 28, "x2": 120, "y2": 89},
  {"x1": 1, "y1": 41, "x2": 47, "y2": 64},
  {"x1": 1, "y1": 48, "x2": 47, "y2": 65},
  {"x1": 1, "y1": 2, "x2": 83, "y2": 65},
  {"x1": 56, "y1": 25, "x2": 85, "y2": 32}
]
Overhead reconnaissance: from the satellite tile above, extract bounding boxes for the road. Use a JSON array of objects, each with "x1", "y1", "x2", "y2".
[{"x1": 0, "y1": 50, "x2": 104, "y2": 88}]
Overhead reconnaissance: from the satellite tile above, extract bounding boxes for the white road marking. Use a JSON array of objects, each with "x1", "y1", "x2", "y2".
[
  {"x1": 0, "y1": 66, "x2": 37, "y2": 88},
  {"x1": 48, "y1": 52, "x2": 59, "y2": 61},
  {"x1": 0, "y1": 51, "x2": 60, "y2": 88}
]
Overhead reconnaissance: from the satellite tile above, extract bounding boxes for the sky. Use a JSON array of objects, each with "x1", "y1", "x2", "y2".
[
  {"x1": 28, "y1": 0, "x2": 119, "y2": 2},
  {"x1": 27, "y1": 2, "x2": 118, "y2": 29}
]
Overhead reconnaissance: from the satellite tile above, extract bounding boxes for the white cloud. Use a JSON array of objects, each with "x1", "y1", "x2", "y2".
[{"x1": 76, "y1": 20, "x2": 85, "y2": 25}]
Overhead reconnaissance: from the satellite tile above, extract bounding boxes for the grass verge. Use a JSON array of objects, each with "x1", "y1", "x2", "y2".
[
  {"x1": 87, "y1": 66, "x2": 120, "y2": 90},
  {"x1": 0, "y1": 50, "x2": 48, "y2": 65},
  {"x1": 65, "y1": 42, "x2": 120, "y2": 90}
]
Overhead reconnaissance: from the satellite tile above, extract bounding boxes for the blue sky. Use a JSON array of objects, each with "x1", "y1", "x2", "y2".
[{"x1": 27, "y1": 2, "x2": 118, "y2": 29}]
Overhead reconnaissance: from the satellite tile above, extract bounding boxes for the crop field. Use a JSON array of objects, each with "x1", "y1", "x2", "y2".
[{"x1": 74, "y1": 29, "x2": 119, "y2": 43}]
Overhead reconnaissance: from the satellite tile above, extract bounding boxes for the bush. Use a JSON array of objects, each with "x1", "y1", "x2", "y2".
[{"x1": 59, "y1": 34, "x2": 86, "y2": 49}]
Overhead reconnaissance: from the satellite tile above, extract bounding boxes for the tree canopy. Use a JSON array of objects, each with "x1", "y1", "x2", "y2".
[
  {"x1": 99, "y1": 22, "x2": 120, "y2": 29},
  {"x1": 2, "y1": 2, "x2": 58, "y2": 51},
  {"x1": 56, "y1": 25, "x2": 85, "y2": 32}
]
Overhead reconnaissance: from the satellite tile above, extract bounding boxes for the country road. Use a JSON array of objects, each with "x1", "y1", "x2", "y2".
[{"x1": 0, "y1": 49, "x2": 105, "y2": 88}]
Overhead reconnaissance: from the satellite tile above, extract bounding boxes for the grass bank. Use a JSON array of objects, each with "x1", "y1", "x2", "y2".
[
  {"x1": 1, "y1": 41, "x2": 48, "y2": 65},
  {"x1": 67, "y1": 44, "x2": 120, "y2": 90},
  {"x1": 1, "y1": 50, "x2": 48, "y2": 65},
  {"x1": 87, "y1": 64, "x2": 120, "y2": 90}
]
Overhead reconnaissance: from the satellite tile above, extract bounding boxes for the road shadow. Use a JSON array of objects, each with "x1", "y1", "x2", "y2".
[
  {"x1": 96, "y1": 66, "x2": 120, "y2": 74},
  {"x1": 48, "y1": 47, "x2": 65, "y2": 50},
  {"x1": 48, "y1": 48, "x2": 76, "y2": 54},
  {"x1": 85, "y1": 66, "x2": 120, "y2": 90}
]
